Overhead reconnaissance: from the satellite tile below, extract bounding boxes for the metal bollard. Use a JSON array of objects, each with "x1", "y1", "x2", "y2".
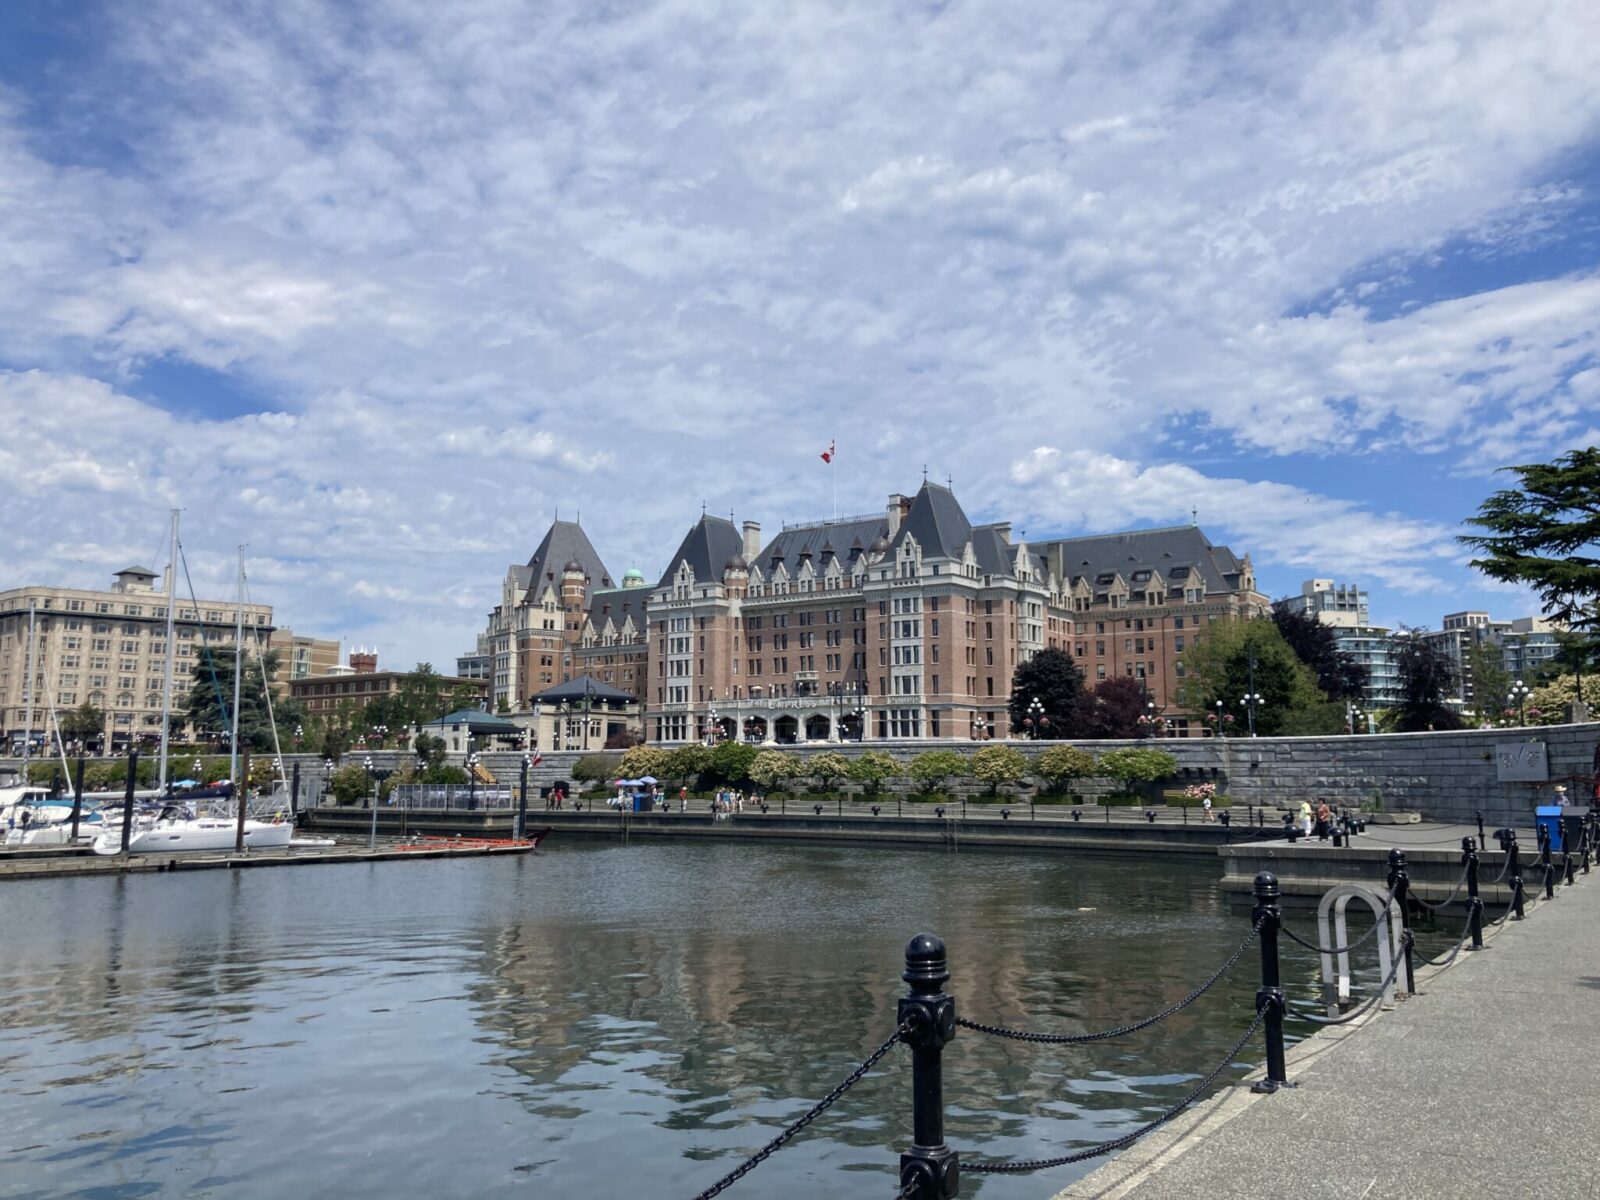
[
  {"x1": 1477, "y1": 810, "x2": 1486, "y2": 855},
  {"x1": 1219, "y1": 810, "x2": 1231, "y2": 828},
  {"x1": 1145, "y1": 809, "x2": 1156, "y2": 823},
  {"x1": 1462, "y1": 836, "x2": 1483, "y2": 951},
  {"x1": 1001, "y1": 808, "x2": 1010, "y2": 820},
  {"x1": 1387, "y1": 849, "x2": 1417, "y2": 995},
  {"x1": 1542, "y1": 829, "x2": 1556, "y2": 900},
  {"x1": 1507, "y1": 834, "x2": 1526, "y2": 920},
  {"x1": 1564, "y1": 848, "x2": 1576, "y2": 887},
  {"x1": 1072, "y1": 809, "x2": 1081, "y2": 822},
  {"x1": 1250, "y1": 872, "x2": 1290, "y2": 1093},
  {"x1": 898, "y1": 934, "x2": 959, "y2": 1200}
]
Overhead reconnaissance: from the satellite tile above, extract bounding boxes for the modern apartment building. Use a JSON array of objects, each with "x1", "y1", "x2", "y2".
[
  {"x1": 1278, "y1": 579, "x2": 1370, "y2": 628},
  {"x1": 641, "y1": 483, "x2": 1266, "y2": 743},
  {"x1": 0, "y1": 567, "x2": 273, "y2": 752},
  {"x1": 267, "y1": 627, "x2": 342, "y2": 692}
]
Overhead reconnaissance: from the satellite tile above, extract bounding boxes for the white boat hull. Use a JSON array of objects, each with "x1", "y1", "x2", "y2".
[{"x1": 92, "y1": 817, "x2": 294, "y2": 855}]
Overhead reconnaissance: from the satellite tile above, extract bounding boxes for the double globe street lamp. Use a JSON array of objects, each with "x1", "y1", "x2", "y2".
[
  {"x1": 1511, "y1": 679, "x2": 1532, "y2": 725},
  {"x1": 1241, "y1": 691, "x2": 1264, "y2": 737}
]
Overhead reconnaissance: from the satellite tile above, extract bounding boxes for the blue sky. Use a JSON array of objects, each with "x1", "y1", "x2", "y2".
[{"x1": 2, "y1": 0, "x2": 1598, "y2": 666}]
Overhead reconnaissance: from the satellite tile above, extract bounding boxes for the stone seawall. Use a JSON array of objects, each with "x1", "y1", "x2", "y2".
[{"x1": 15, "y1": 722, "x2": 1592, "y2": 827}]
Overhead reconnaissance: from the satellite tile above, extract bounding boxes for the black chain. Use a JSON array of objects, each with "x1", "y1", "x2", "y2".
[
  {"x1": 955, "y1": 919, "x2": 1261, "y2": 1045},
  {"x1": 1280, "y1": 895, "x2": 1393, "y2": 956},
  {"x1": 1425, "y1": 907, "x2": 1479, "y2": 971},
  {"x1": 961, "y1": 1006, "x2": 1265, "y2": 1174},
  {"x1": 1409, "y1": 867, "x2": 1469, "y2": 911},
  {"x1": 1288, "y1": 932, "x2": 1410, "y2": 1026},
  {"x1": 690, "y1": 1023, "x2": 908, "y2": 1200}
]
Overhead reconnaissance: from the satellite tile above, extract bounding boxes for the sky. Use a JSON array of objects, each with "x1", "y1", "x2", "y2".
[{"x1": 2, "y1": 0, "x2": 1598, "y2": 669}]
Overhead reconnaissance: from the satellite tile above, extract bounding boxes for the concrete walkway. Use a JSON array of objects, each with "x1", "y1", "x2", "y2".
[{"x1": 1058, "y1": 862, "x2": 1600, "y2": 1200}]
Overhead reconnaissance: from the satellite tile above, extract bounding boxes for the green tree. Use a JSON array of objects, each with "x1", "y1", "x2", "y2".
[
  {"x1": 1034, "y1": 745, "x2": 1097, "y2": 793},
  {"x1": 412, "y1": 732, "x2": 447, "y2": 769},
  {"x1": 328, "y1": 764, "x2": 373, "y2": 806},
  {"x1": 59, "y1": 701, "x2": 105, "y2": 744},
  {"x1": 1008, "y1": 647, "x2": 1084, "y2": 737},
  {"x1": 908, "y1": 749, "x2": 966, "y2": 796},
  {"x1": 392, "y1": 664, "x2": 448, "y2": 727},
  {"x1": 1271, "y1": 606, "x2": 1368, "y2": 701},
  {"x1": 1098, "y1": 747, "x2": 1178, "y2": 799},
  {"x1": 1177, "y1": 617, "x2": 1331, "y2": 736},
  {"x1": 665, "y1": 744, "x2": 711, "y2": 784},
  {"x1": 1461, "y1": 448, "x2": 1600, "y2": 631},
  {"x1": 1465, "y1": 640, "x2": 1511, "y2": 719},
  {"x1": 1391, "y1": 631, "x2": 1463, "y2": 732},
  {"x1": 971, "y1": 744, "x2": 1027, "y2": 795},
  {"x1": 706, "y1": 741, "x2": 758, "y2": 788},
  {"x1": 804, "y1": 751, "x2": 853, "y2": 794},
  {"x1": 749, "y1": 750, "x2": 800, "y2": 790},
  {"x1": 496, "y1": 695, "x2": 511, "y2": 714},
  {"x1": 848, "y1": 750, "x2": 902, "y2": 796},
  {"x1": 449, "y1": 682, "x2": 484, "y2": 712},
  {"x1": 181, "y1": 647, "x2": 285, "y2": 751}
]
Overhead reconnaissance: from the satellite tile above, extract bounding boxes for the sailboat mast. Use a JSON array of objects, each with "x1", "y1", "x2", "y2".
[
  {"x1": 157, "y1": 510, "x2": 179, "y2": 794},
  {"x1": 19, "y1": 598, "x2": 36, "y2": 769},
  {"x1": 230, "y1": 546, "x2": 244, "y2": 787}
]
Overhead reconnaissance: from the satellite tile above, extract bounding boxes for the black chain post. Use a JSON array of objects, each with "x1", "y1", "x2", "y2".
[
  {"x1": 290, "y1": 761, "x2": 301, "y2": 817},
  {"x1": 1250, "y1": 872, "x2": 1290, "y2": 1093},
  {"x1": 1564, "y1": 844, "x2": 1576, "y2": 887},
  {"x1": 1386, "y1": 849, "x2": 1416, "y2": 996},
  {"x1": 1477, "y1": 810, "x2": 1486, "y2": 854},
  {"x1": 1462, "y1": 836, "x2": 1483, "y2": 951},
  {"x1": 1542, "y1": 825, "x2": 1556, "y2": 900},
  {"x1": 898, "y1": 934, "x2": 959, "y2": 1199},
  {"x1": 1508, "y1": 834, "x2": 1526, "y2": 920},
  {"x1": 1582, "y1": 818, "x2": 1592, "y2": 875}
]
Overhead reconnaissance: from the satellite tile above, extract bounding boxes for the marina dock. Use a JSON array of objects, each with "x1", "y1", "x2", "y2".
[{"x1": 0, "y1": 837, "x2": 541, "y2": 880}]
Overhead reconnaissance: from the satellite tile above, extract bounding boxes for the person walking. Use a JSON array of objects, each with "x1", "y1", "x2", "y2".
[
  {"x1": 1299, "y1": 799, "x2": 1313, "y2": 837},
  {"x1": 1201, "y1": 795, "x2": 1213, "y2": 823},
  {"x1": 1315, "y1": 800, "x2": 1332, "y2": 837}
]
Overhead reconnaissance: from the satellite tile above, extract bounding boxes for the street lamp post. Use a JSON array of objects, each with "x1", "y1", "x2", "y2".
[
  {"x1": 322, "y1": 758, "x2": 333, "y2": 807},
  {"x1": 363, "y1": 754, "x2": 376, "y2": 846},
  {"x1": 1511, "y1": 679, "x2": 1532, "y2": 725},
  {"x1": 467, "y1": 751, "x2": 481, "y2": 809},
  {"x1": 1241, "y1": 692, "x2": 1263, "y2": 737},
  {"x1": 707, "y1": 704, "x2": 719, "y2": 746},
  {"x1": 1139, "y1": 699, "x2": 1161, "y2": 738},
  {"x1": 1026, "y1": 696, "x2": 1045, "y2": 740},
  {"x1": 1347, "y1": 703, "x2": 1365, "y2": 735}
]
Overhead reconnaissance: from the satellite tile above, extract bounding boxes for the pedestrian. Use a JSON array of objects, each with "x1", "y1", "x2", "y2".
[
  {"x1": 1315, "y1": 800, "x2": 1332, "y2": 837},
  {"x1": 1298, "y1": 799, "x2": 1313, "y2": 837},
  {"x1": 680, "y1": 791, "x2": 687, "y2": 814},
  {"x1": 1201, "y1": 795, "x2": 1212, "y2": 823},
  {"x1": 1555, "y1": 784, "x2": 1571, "y2": 809}
]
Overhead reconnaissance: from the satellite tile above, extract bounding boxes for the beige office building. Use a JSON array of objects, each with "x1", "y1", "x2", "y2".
[{"x1": 0, "y1": 567, "x2": 273, "y2": 753}]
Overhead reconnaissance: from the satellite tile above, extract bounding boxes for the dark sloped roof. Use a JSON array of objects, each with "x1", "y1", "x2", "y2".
[
  {"x1": 585, "y1": 584, "x2": 647, "y2": 629},
  {"x1": 116, "y1": 565, "x2": 159, "y2": 577},
  {"x1": 522, "y1": 519, "x2": 612, "y2": 605},
  {"x1": 758, "y1": 515, "x2": 889, "y2": 571},
  {"x1": 656, "y1": 515, "x2": 744, "y2": 588},
  {"x1": 423, "y1": 708, "x2": 520, "y2": 731},
  {"x1": 892, "y1": 482, "x2": 972, "y2": 559},
  {"x1": 1036, "y1": 525, "x2": 1245, "y2": 595},
  {"x1": 533, "y1": 674, "x2": 637, "y2": 703}
]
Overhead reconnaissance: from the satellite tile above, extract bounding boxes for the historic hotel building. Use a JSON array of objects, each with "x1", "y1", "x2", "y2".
[{"x1": 643, "y1": 481, "x2": 1266, "y2": 743}]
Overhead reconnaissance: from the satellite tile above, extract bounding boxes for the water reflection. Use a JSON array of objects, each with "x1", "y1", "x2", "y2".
[{"x1": 0, "y1": 843, "x2": 1453, "y2": 1199}]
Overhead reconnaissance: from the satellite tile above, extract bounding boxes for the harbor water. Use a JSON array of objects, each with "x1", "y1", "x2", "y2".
[{"x1": 0, "y1": 841, "x2": 1429, "y2": 1198}]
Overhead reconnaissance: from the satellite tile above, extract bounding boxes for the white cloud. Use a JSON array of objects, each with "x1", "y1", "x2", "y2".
[{"x1": 0, "y1": 0, "x2": 1598, "y2": 663}]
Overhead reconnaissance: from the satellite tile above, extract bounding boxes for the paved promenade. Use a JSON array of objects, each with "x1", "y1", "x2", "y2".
[{"x1": 1058, "y1": 861, "x2": 1599, "y2": 1199}]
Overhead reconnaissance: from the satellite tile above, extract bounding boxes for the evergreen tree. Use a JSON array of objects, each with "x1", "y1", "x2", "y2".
[
  {"x1": 181, "y1": 648, "x2": 287, "y2": 751},
  {"x1": 1177, "y1": 617, "x2": 1337, "y2": 736},
  {"x1": 1461, "y1": 447, "x2": 1600, "y2": 630},
  {"x1": 1007, "y1": 648, "x2": 1085, "y2": 737}
]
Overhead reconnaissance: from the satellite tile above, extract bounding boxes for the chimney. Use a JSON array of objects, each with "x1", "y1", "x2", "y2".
[
  {"x1": 743, "y1": 520, "x2": 762, "y2": 560},
  {"x1": 886, "y1": 494, "x2": 910, "y2": 537},
  {"x1": 349, "y1": 648, "x2": 378, "y2": 674}
]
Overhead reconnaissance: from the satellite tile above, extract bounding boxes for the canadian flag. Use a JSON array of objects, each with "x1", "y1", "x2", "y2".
[
  {"x1": 820, "y1": 438, "x2": 835, "y2": 463},
  {"x1": 531, "y1": 750, "x2": 543, "y2": 766}
]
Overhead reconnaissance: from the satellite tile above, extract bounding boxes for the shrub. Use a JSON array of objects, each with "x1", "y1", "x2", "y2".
[
  {"x1": 908, "y1": 750, "x2": 967, "y2": 794},
  {"x1": 665, "y1": 745, "x2": 711, "y2": 783},
  {"x1": 804, "y1": 751, "x2": 853, "y2": 793},
  {"x1": 1033, "y1": 745, "x2": 1097, "y2": 792},
  {"x1": 573, "y1": 753, "x2": 623, "y2": 783},
  {"x1": 329, "y1": 764, "x2": 372, "y2": 805},
  {"x1": 1098, "y1": 747, "x2": 1178, "y2": 791},
  {"x1": 620, "y1": 745, "x2": 671, "y2": 781},
  {"x1": 971, "y1": 744, "x2": 1028, "y2": 794},
  {"x1": 848, "y1": 750, "x2": 902, "y2": 795},
  {"x1": 749, "y1": 750, "x2": 800, "y2": 789}
]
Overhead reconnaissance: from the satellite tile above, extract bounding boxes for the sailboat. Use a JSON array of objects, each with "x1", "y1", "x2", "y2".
[{"x1": 92, "y1": 519, "x2": 292, "y2": 855}]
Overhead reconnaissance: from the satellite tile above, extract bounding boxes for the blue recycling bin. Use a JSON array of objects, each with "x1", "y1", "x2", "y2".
[{"x1": 1535, "y1": 805, "x2": 1565, "y2": 851}]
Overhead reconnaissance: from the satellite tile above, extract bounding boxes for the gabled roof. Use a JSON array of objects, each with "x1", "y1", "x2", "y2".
[
  {"x1": 116, "y1": 565, "x2": 159, "y2": 577},
  {"x1": 892, "y1": 482, "x2": 972, "y2": 559},
  {"x1": 758, "y1": 515, "x2": 890, "y2": 572},
  {"x1": 522, "y1": 519, "x2": 612, "y2": 606},
  {"x1": 532, "y1": 674, "x2": 637, "y2": 703},
  {"x1": 1036, "y1": 525, "x2": 1246, "y2": 595},
  {"x1": 656, "y1": 515, "x2": 744, "y2": 588}
]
